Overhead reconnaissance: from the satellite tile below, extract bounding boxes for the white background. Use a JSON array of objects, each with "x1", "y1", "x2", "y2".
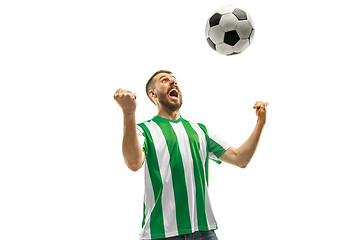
[{"x1": 1, "y1": 0, "x2": 359, "y2": 239}]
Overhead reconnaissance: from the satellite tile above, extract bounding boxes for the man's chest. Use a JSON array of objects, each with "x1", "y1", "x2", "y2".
[{"x1": 149, "y1": 121, "x2": 208, "y2": 169}]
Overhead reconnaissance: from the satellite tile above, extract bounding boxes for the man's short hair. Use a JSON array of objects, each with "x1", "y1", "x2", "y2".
[{"x1": 146, "y1": 70, "x2": 172, "y2": 104}]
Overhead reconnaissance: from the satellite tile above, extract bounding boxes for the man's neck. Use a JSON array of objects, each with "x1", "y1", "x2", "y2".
[{"x1": 157, "y1": 109, "x2": 181, "y2": 121}]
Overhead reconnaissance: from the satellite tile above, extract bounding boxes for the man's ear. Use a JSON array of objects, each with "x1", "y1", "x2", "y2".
[{"x1": 149, "y1": 89, "x2": 157, "y2": 100}]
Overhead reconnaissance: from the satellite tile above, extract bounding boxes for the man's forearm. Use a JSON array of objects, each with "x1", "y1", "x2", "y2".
[
  {"x1": 236, "y1": 119, "x2": 265, "y2": 167},
  {"x1": 122, "y1": 113, "x2": 144, "y2": 171}
]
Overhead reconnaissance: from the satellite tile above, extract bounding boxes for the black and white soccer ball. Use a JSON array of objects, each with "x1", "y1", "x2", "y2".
[{"x1": 205, "y1": 6, "x2": 255, "y2": 55}]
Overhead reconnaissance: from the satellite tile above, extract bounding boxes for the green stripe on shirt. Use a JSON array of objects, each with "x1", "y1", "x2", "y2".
[
  {"x1": 154, "y1": 119, "x2": 192, "y2": 235},
  {"x1": 138, "y1": 123, "x2": 166, "y2": 239},
  {"x1": 182, "y1": 121, "x2": 209, "y2": 231}
]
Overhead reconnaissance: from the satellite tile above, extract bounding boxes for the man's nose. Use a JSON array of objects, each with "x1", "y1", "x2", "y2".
[{"x1": 170, "y1": 78, "x2": 177, "y2": 85}]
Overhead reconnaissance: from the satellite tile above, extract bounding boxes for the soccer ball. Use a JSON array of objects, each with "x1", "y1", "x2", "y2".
[{"x1": 205, "y1": 6, "x2": 255, "y2": 55}]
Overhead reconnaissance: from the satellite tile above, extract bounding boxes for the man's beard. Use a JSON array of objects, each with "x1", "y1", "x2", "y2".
[{"x1": 158, "y1": 91, "x2": 183, "y2": 112}]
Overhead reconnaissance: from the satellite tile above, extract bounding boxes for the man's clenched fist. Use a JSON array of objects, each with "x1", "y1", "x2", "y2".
[
  {"x1": 114, "y1": 88, "x2": 137, "y2": 114},
  {"x1": 253, "y1": 101, "x2": 268, "y2": 124}
]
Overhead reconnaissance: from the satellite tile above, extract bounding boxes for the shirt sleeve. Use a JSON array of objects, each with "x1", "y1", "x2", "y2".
[
  {"x1": 207, "y1": 129, "x2": 231, "y2": 164},
  {"x1": 198, "y1": 123, "x2": 230, "y2": 164},
  {"x1": 136, "y1": 125, "x2": 146, "y2": 154}
]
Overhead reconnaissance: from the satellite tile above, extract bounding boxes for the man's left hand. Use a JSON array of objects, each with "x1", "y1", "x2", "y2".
[{"x1": 253, "y1": 101, "x2": 268, "y2": 124}]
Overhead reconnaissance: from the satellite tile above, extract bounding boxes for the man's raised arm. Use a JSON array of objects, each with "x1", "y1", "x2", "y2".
[
  {"x1": 220, "y1": 101, "x2": 268, "y2": 168},
  {"x1": 114, "y1": 88, "x2": 145, "y2": 172}
]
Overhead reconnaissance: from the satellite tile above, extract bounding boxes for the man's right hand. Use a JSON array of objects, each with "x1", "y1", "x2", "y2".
[
  {"x1": 113, "y1": 88, "x2": 137, "y2": 114},
  {"x1": 114, "y1": 88, "x2": 144, "y2": 171}
]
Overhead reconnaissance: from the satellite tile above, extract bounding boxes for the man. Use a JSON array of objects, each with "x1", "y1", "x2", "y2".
[{"x1": 113, "y1": 70, "x2": 268, "y2": 240}]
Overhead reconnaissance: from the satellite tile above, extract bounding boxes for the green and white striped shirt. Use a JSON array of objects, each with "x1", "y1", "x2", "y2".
[{"x1": 137, "y1": 116, "x2": 230, "y2": 240}]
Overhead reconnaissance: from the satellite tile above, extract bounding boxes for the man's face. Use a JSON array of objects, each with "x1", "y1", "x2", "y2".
[{"x1": 153, "y1": 73, "x2": 182, "y2": 112}]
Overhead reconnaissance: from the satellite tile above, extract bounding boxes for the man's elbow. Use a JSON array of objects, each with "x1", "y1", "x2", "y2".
[
  {"x1": 124, "y1": 157, "x2": 143, "y2": 172},
  {"x1": 237, "y1": 157, "x2": 250, "y2": 168},
  {"x1": 237, "y1": 153, "x2": 253, "y2": 168},
  {"x1": 126, "y1": 162, "x2": 142, "y2": 172},
  {"x1": 123, "y1": 151, "x2": 144, "y2": 172},
  {"x1": 238, "y1": 163, "x2": 248, "y2": 169},
  {"x1": 128, "y1": 165, "x2": 142, "y2": 172}
]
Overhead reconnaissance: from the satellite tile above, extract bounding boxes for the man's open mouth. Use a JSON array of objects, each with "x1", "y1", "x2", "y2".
[{"x1": 169, "y1": 89, "x2": 179, "y2": 98}]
